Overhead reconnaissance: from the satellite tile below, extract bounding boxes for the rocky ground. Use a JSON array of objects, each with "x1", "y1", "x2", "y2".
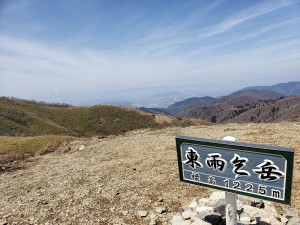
[
  {"x1": 173, "y1": 191, "x2": 300, "y2": 225},
  {"x1": 1, "y1": 123, "x2": 300, "y2": 225}
]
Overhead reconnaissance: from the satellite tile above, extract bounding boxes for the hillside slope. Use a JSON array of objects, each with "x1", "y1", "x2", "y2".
[
  {"x1": 1, "y1": 123, "x2": 300, "y2": 224},
  {"x1": 0, "y1": 97, "x2": 206, "y2": 136},
  {"x1": 179, "y1": 95, "x2": 300, "y2": 123},
  {"x1": 229, "y1": 96, "x2": 300, "y2": 123},
  {"x1": 0, "y1": 97, "x2": 156, "y2": 136},
  {"x1": 166, "y1": 96, "x2": 216, "y2": 115}
]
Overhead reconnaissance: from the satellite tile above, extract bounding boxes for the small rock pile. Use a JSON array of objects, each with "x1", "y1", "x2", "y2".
[
  {"x1": 171, "y1": 191, "x2": 300, "y2": 225},
  {"x1": 135, "y1": 206, "x2": 167, "y2": 225}
]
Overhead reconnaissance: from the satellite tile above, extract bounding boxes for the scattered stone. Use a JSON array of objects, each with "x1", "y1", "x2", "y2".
[
  {"x1": 251, "y1": 199, "x2": 265, "y2": 208},
  {"x1": 198, "y1": 198, "x2": 209, "y2": 206},
  {"x1": 182, "y1": 210, "x2": 197, "y2": 220},
  {"x1": 149, "y1": 213, "x2": 158, "y2": 220},
  {"x1": 213, "y1": 204, "x2": 225, "y2": 217},
  {"x1": 207, "y1": 191, "x2": 225, "y2": 207},
  {"x1": 172, "y1": 214, "x2": 184, "y2": 223},
  {"x1": 155, "y1": 207, "x2": 166, "y2": 214},
  {"x1": 223, "y1": 136, "x2": 236, "y2": 141},
  {"x1": 191, "y1": 220, "x2": 210, "y2": 225},
  {"x1": 239, "y1": 212, "x2": 252, "y2": 224},
  {"x1": 285, "y1": 208, "x2": 300, "y2": 219},
  {"x1": 157, "y1": 197, "x2": 164, "y2": 202},
  {"x1": 203, "y1": 214, "x2": 223, "y2": 225},
  {"x1": 188, "y1": 198, "x2": 198, "y2": 209},
  {"x1": 287, "y1": 217, "x2": 300, "y2": 225},
  {"x1": 110, "y1": 207, "x2": 115, "y2": 212},
  {"x1": 238, "y1": 195, "x2": 253, "y2": 205},
  {"x1": 79, "y1": 145, "x2": 85, "y2": 151},
  {"x1": 191, "y1": 216, "x2": 211, "y2": 225},
  {"x1": 242, "y1": 205, "x2": 261, "y2": 218},
  {"x1": 149, "y1": 219, "x2": 157, "y2": 225},
  {"x1": 137, "y1": 210, "x2": 148, "y2": 218},
  {"x1": 121, "y1": 210, "x2": 129, "y2": 216},
  {"x1": 171, "y1": 191, "x2": 299, "y2": 225},
  {"x1": 173, "y1": 220, "x2": 192, "y2": 225},
  {"x1": 237, "y1": 199, "x2": 243, "y2": 210},
  {"x1": 195, "y1": 206, "x2": 214, "y2": 219},
  {"x1": 0, "y1": 219, "x2": 7, "y2": 225},
  {"x1": 280, "y1": 216, "x2": 289, "y2": 223},
  {"x1": 214, "y1": 199, "x2": 225, "y2": 208}
]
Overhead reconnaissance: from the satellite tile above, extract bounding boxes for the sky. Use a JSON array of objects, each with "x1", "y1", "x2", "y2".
[{"x1": 0, "y1": 0, "x2": 299, "y2": 106}]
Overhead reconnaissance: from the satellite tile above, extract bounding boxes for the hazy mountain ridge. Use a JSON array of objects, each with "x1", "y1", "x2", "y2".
[
  {"x1": 239, "y1": 81, "x2": 300, "y2": 96},
  {"x1": 140, "y1": 81, "x2": 300, "y2": 123},
  {"x1": 166, "y1": 96, "x2": 216, "y2": 115},
  {"x1": 180, "y1": 96, "x2": 300, "y2": 123}
]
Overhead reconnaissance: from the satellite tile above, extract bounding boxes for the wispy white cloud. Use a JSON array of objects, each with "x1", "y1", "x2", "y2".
[
  {"x1": 0, "y1": 0, "x2": 299, "y2": 103},
  {"x1": 2, "y1": 0, "x2": 33, "y2": 13},
  {"x1": 136, "y1": 0, "x2": 297, "y2": 59}
]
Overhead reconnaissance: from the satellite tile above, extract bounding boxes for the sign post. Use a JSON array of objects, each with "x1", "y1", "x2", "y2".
[
  {"x1": 176, "y1": 136, "x2": 294, "y2": 220},
  {"x1": 223, "y1": 136, "x2": 237, "y2": 225}
]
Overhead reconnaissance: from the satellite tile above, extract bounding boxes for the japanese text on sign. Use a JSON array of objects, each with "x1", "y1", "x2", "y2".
[{"x1": 176, "y1": 136, "x2": 294, "y2": 205}]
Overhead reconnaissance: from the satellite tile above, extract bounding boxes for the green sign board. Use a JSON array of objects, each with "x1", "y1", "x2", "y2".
[{"x1": 176, "y1": 136, "x2": 294, "y2": 205}]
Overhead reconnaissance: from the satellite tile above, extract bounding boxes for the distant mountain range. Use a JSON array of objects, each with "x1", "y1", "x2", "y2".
[
  {"x1": 239, "y1": 81, "x2": 300, "y2": 96},
  {"x1": 140, "y1": 81, "x2": 300, "y2": 123}
]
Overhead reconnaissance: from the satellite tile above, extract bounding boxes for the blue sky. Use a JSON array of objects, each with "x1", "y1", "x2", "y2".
[{"x1": 0, "y1": 0, "x2": 299, "y2": 105}]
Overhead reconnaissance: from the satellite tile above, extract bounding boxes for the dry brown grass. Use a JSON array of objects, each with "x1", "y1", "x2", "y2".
[{"x1": 0, "y1": 122, "x2": 300, "y2": 224}]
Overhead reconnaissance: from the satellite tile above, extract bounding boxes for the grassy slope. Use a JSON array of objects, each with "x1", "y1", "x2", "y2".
[
  {"x1": 0, "y1": 135, "x2": 75, "y2": 156},
  {"x1": 0, "y1": 97, "x2": 208, "y2": 162},
  {"x1": 0, "y1": 97, "x2": 156, "y2": 136}
]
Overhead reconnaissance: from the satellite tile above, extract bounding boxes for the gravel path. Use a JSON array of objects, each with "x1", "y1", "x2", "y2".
[{"x1": 1, "y1": 123, "x2": 300, "y2": 225}]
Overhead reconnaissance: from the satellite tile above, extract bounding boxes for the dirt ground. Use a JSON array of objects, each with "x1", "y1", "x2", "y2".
[{"x1": 1, "y1": 122, "x2": 300, "y2": 225}]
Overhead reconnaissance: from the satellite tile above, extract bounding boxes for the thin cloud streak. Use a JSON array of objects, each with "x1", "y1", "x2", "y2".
[
  {"x1": 0, "y1": 0, "x2": 299, "y2": 104},
  {"x1": 137, "y1": 0, "x2": 296, "y2": 59}
]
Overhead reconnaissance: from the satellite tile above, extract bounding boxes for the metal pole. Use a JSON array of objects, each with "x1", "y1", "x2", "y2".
[{"x1": 223, "y1": 136, "x2": 237, "y2": 225}]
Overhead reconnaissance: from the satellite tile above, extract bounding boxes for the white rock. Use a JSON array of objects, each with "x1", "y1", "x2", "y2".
[
  {"x1": 149, "y1": 213, "x2": 158, "y2": 220},
  {"x1": 207, "y1": 191, "x2": 225, "y2": 207},
  {"x1": 198, "y1": 198, "x2": 209, "y2": 206},
  {"x1": 285, "y1": 208, "x2": 300, "y2": 219},
  {"x1": 191, "y1": 217, "x2": 211, "y2": 225},
  {"x1": 155, "y1": 207, "x2": 166, "y2": 214},
  {"x1": 237, "y1": 199, "x2": 243, "y2": 210},
  {"x1": 173, "y1": 221, "x2": 192, "y2": 225},
  {"x1": 79, "y1": 145, "x2": 85, "y2": 151},
  {"x1": 0, "y1": 219, "x2": 7, "y2": 225},
  {"x1": 195, "y1": 206, "x2": 214, "y2": 219},
  {"x1": 239, "y1": 212, "x2": 252, "y2": 224},
  {"x1": 137, "y1": 210, "x2": 148, "y2": 217},
  {"x1": 121, "y1": 210, "x2": 129, "y2": 216},
  {"x1": 182, "y1": 210, "x2": 197, "y2": 220},
  {"x1": 238, "y1": 195, "x2": 253, "y2": 205},
  {"x1": 172, "y1": 214, "x2": 184, "y2": 222},
  {"x1": 223, "y1": 136, "x2": 236, "y2": 142},
  {"x1": 149, "y1": 219, "x2": 157, "y2": 225},
  {"x1": 287, "y1": 217, "x2": 300, "y2": 225},
  {"x1": 280, "y1": 216, "x2": 289, "y2": 223},
  {"x1": 265, "y1": 204, "x2": 279, "y2": 218},
  {"x1": 172, "y1": 214, "x2": 191, "y2": 225},
  {"x1": 242, "y1": 205, "x2": 261, "y2": 218},
  {"x1": 188, "y1": 199, "x2": 199, "y2": 208}
]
